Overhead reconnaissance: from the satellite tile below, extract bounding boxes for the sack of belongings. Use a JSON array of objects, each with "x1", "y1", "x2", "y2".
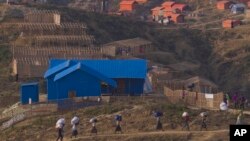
[
  {"x1": 182, "y1": 112, "x2": 189, "y2": 117},
  {"x1": 154, "y1": 112, "x2": 163, "y2": 117},
  {"x1": 115, "y1": 115, "x2": 122, "y2": 121},
  {"x1": 71, "y1": 116, "x2": 80, "y2": 125},
  {"x1": 90, "y1": 117, "x2": 97, "y2": 123},
  {"x1": 220, "y1": 102, "x2": 228, "y2": 111},
  {"x1": 56, "y1": 118, "x2": 65, "y2": 129},
  {"x1": 200, "y1": 112, "x2": 208, "y2": 117}
]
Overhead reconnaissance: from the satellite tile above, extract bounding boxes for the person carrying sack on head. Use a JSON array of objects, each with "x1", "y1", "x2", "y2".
[
  {"x1": 115, "y1": 114, "x2": 123, "y2": 134},
  {"x1": 90, "y1": 117, "x2": 98, "y2": 135},
  {"x1": 200, "y1": 112, "x2": 208, "y2": 131},
  {"x1": 182, "y1": 112, "x2": 190, "y2": 131},
  {"x1": 71, "y1": 116, "x2": 79, "y2": 138},
  {"x1": 56, "y1": 118, "x2": 65, "y2": 141},
  {"x1": 153, "y1": 111, "x2": 163, "y2": 131}
]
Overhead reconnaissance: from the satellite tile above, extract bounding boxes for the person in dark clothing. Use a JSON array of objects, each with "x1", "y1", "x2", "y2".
[
  {"x1": 232, "y1": 93, "x2": 239, "y2": 109},
  {"x1": 182, "y1": 112, "x2": 190, "y2": 131},
  {"x1": 156, "y1": 120, "x2": 163, "y2": 130},
  {"x1": 115, "y1": 123, "x2": 122, "y2": 133},
  {"x1": 56, "y1": 127, "x2": 64, "y2": 141},
  {"x1": 240, "y1": 96, "x2": 246, "y2": 110},
  {"x1": 115, "y1": 115, "x2": 123, "y2": 134},
  {"x1": 200, "y1": 112, "x2": 208, "y2": 131},
  {"x1": 153, "y1": 111, "x2": 163, "y2": 131}
]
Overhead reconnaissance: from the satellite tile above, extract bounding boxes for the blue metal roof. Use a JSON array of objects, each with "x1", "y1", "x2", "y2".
[
  {"x1": 48, "y1": 59, "x2": 147, "y2": 79},
  {"x1": 44, "y1": 60, "x2": 71, "y2": 78},
  {"x1": 21, "y1": 82, "x2": 39, "y2": 87},
  {"x1": 54, "y1": 63, "x2": 117, "y2": 87}
]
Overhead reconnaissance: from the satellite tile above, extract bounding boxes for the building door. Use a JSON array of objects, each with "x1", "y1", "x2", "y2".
[
  {"x1": 117, "y1": 79, "x2": 125, "y2": 94},
  {"x1": 68, "y1": 91, "x2": 76, "y2": 98}
]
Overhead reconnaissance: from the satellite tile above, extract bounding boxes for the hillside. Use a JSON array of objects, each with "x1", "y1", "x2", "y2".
[
  {"x1": 0, "y1": 3, "x2": 249, "y2": 103},
  {"x1": 206, "y1": 27, "x2": 250, "y2": 93},
  {"x1": 33, "y1": 4, "x2": 249, "y2": 93},
  {"x1": 0, "y1": 97, "x2": 240, "y2": 141},
  {"x1": 0, "y1": 2, "x2": 250, "y2": 141}
]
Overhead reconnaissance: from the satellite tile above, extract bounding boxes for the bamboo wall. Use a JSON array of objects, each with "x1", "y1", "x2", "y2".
[{"x1": 164, "y1": 86, "x2": 224, "y2": 110}]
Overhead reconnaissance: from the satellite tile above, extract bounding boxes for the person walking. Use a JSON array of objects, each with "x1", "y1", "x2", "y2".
[
  {"x1": 153, "y1": 111, "x2": 163, "y2": 131},
  {"x1": 182, "y1": 112, "x2": 190, "y2": 131},
  {"x1": 56, "y1": 118, "x2": 65, "y2": 141},
  {"x1": 232, "y1": 93, "x2": 239, "y2": 109},
  {"x1": 114, "y1": 114, "x2": 123, "y2": 134},
  {"x1": 200, "y1": 112, "x2": 208, "y2": 131},
  {"x1": 71, "y1": 116, "x2": 79, "y2": 138},
  {"x1": 90, "y1": 117, "x2": 98, "y2": 135}
]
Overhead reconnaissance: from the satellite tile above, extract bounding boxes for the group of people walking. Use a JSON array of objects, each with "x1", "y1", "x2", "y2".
[
  {"x1": 55, "y1": 108, "x2": 244, "y2": 140},
  {"x1": 55, "y1": 116, "x2": 80, "y2": 141},
  {"x1": 55, "y1": 114, "x2": 123, "y2": 141},
  {"x1": 152, "y1": 111, "x2": 208, "y2": 131}
]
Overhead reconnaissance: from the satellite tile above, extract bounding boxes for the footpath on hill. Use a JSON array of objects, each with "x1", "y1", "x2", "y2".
[{"x1": 68, "y1": 129, "x2": 229, "y2": 140}]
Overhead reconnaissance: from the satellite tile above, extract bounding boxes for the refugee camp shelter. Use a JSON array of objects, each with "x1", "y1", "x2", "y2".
[
  {"x1": 231, "y1": 3, "x2": 246, "y2": 14},
  {"x1": 217, "y1": 0, "x2": 232, "y2": 10},
  {"x1": 20, "y1": 82, "x2": 39, "y2": 104},
  {"x1": 44, "y1": 59, "x2": 147, "y2": 100},
  {"x1": 119, "y1": 0, "x2": 138, "y2": 12},
  {"x1": 135, "y1": 0, "x2": 148, "y2": 4},
  {"x1": 102, "y1": 38, "x2": 153, "y2": 57},
  {"x1": 151, "y1": 6, "x2": 165, "y2": 21},
  {"x1": 222, "y1": 19, "x2": 242, "y2": 28},
  {"x1": 172, "y1": 4, "x2": 188, "y2": 13}
]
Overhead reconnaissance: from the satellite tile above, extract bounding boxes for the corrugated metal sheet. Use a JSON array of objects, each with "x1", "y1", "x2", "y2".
[
  {"x1": 20, "y1": 82, "x2": 39, "y2": 104},
  {"x1": 44, "y1": 60, "x2": 71, "y2": 78},
  {"x1": 54, "y1": 63, "x2": 117, "y2": 87},
  {"x1": 48, "y1": 59, "x2": 147, "y2": 79}
]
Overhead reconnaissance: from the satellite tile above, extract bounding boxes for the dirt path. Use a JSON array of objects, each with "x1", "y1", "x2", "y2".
[{"x1": 68, "y1": 129, "x2": 229, "y2": 140}]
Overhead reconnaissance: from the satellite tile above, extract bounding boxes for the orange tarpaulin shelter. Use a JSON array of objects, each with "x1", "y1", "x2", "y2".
[
  {"x1": 162, "y1": 1, "x2": 176, "y2": 12},
  {"x1": 217, "y1": 0, "x2": 232, "y2": 10},
  {"x1": 164, "y1": 13, "x2": 184, "y2": 23},
  {"x1": 222, "y1": 20, "x2": 241, "y2": 28},
  {"x1": 119, "y1": 0, "x2": 138, "y2": 12},
  {"x1": 172, "y1": 4, "x2": 188, "y2": 12},
  {"x1": 151, "y1": 6, "x2": 165, "y2": 17}
]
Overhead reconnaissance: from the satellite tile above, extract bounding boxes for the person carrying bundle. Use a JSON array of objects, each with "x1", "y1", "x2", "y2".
[
  {"x1": 71, "y1": 116, "x2": 80, "y2": 138},
  {"x1": 56, "y1": 118, "x2": 65, "y2": 141},
  {"x1": 182, "y1": 112, "x2": 190, "y2": 131},
  {"x1": 200, "y1": 112, "x2": 208, "y2": 131},
  {"x1": 90, "y1": 117, "x2": 98, "y2": 135},
  {"x1": 114, "y1": 114, "x2": 123, "y2": 133},
  {"x1": 153, "y1": 111, "x2": 163, "y2": 131}
]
